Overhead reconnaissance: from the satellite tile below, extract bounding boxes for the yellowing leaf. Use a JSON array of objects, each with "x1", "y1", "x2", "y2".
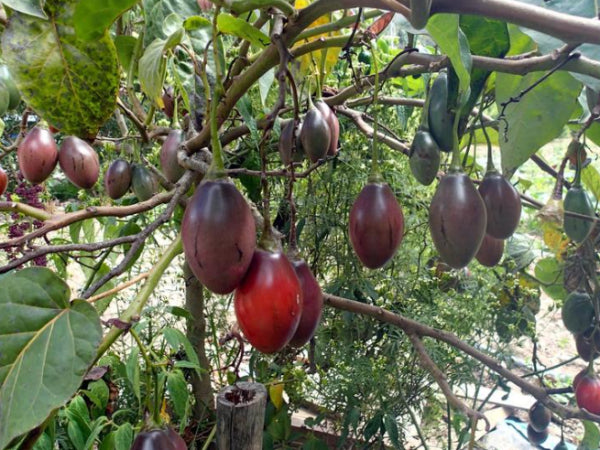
[
  {"x1": 542, "y1": 222, "x2": 568, "y2": 254},
  {"x1": 293, "y1": 0, "x2": 341, "y2": 80},
  {"x1": 269, "y1": 382, "x2": 285, "y2": 410}
]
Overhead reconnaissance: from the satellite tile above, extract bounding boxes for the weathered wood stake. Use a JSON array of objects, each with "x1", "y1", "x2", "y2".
[{"x1": 216, "y1": 382, "x2": 267, "y2": 450}]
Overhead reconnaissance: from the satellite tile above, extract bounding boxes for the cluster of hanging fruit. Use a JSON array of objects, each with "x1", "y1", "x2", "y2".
[
  {"x1": 105, "y1": 127, "x2": 184, "y2": 202},
  {"x1": 408, "y1": 70, "x2": 522, "y2": 270},
  {"x1": 16, "y1": 125, "x2": 100, "y2": 189},
  {"x1": 278, "y1": 96, "x2": 339, "y2": 165},
  {"x1": 182, "y1": 112, "x2": 324, "y2": 354}
]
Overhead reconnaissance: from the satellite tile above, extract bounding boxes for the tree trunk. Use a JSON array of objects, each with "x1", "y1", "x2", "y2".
[
  {"x1": 184, "y1": 260, "x2": 214, "y2": 422},
  {"x1": 216, "y1": 382, "x2": 267, "y2": 450}
]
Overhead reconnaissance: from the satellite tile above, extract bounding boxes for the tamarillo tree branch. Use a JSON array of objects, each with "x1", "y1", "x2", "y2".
[
  {"x1": 0, "y1": 191, "x2": 177, "y2": 250},
  {"x1": 81, "y1": 170, "x2": 196, "y2": 298},
  {"x1": 0, "y1": 235, "x2": 138, "y2": 274},
  {"x1": 323, "y1": 293, "x2": 600, "y2": 423},
  {"x1": 87, "y1": 272, "x2": 149, "y2": 304}
]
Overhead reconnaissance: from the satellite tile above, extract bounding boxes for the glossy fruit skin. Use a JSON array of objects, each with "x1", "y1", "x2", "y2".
[
  {"x1": 288, "y1": 259, "x2": 323, "y2": 348},
  {"x1": 553, "y1": 440, "x2": 569, "y2": 450},
  {"x1": 182, "y1": 180, "x2": 256, "y2": 294},
  {"x1": 427, "y1": 71, "x2": 454, "y2": 152},
  {"x1": 18, "y1": 126, "x2": 58, "y2": 184},
  {"x1": 59, "y1": 136, "x2": 100, "y2": 189},
  {"x1": 234, "y1": 250, "x2": 302, "y2": 353},
  {"x1": 0, "y1": 167, "x2": 7, "y2": 196},
  {"x1": 131, "y1": 165, "x2": 158, "y2": 201},
  {"x1": 575, "y1": 373, "x2": 600, "y2": 414},
  {"x1": 429, "y1": 171, "x2": 487, "y2": 269},
  {"x1": 300, "y1": 106, "x2": 330, "y2": 163},
  {"x1": 564, "y1": 185, "x2": 594, "y2": 243},
  {"x1": 349, "y1": 182, "x2": 404, "y2": 269},
  {"x1": 528, "y1": 401, "x2": 551, "y2": 432},
  {"x1": 315, "y1": 100, "x2": 339, "y2": 156},
  {"x1": 561, "y1": 291, "x2": 594, "y2": 334},
  {"x1": 0, "y1": 65, "x2": 20, "y2": 110},
  {"x1": 576, "y1": 327, "x2": 600, "y2": 362},
  {"x1": 131, "y1": 428, "x2": 187, "y2": 450},
  {"x1": 475, "y1": 234, "x2": 504, "y2": 267},
  {"x1": 478, "y1": 171, "x2": 521, "y2": 239},
  {"x1": 409, "y1": 130, "x2": 440, "y2": 186},
  {"x1": 526, "y1": 425, "x2": 548, "y2": 445},
  {"x1": 574, "y1": 369, "x2": 587, "y2": 391},
  {"x1": 160, "y1": 129, "x2": 185, "y2": 183},
  {"x1": 105, "y1": 159, "x2": 132, "y2": 199}
]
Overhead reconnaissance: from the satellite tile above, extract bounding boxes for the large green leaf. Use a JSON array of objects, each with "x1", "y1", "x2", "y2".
[
  {"x1": 1, "y1": 1, "x2": 119, "y2": 137},
  {"x1": 138, "y1": 25, "x2": 184, "y2": 107},
  {"x1": 1, "y1": 0, "x2": 46, "y2": 18},
  {"x1": 74, "y1": 0, "x2": 139, "y2": 41},
  {"x1": 427, "y1": 14, "x2": 472, "y2": 105},
  {"x1": 460, "y1": 16, "x2": 509, "y2": 117},
  {"x1": 579, "y1": 420, "x2": 600, "y2": 450},
  {"x1": 496, "y1": 70, "x2": 581, "y2": 175},
  {"x1": 534, "y1": 257, "x2": 567, "y2": 301},
  {"x1": 0, "y1": 268, "x2": 102, "y2": 449},
  {"x1": 217, "y1": 13, "x2": 270, "y2": 48}
]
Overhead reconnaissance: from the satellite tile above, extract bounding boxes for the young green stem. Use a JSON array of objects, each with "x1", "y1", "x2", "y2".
[
  {"x1": 94, "y1": 236, "x2": 183, "y2": 362},
  {"x1": 368, "y1": 40, "x2": 382, "y2": 183},
  {"x1": 574, "y1": 140, "x2": 583, "y2": 187}
]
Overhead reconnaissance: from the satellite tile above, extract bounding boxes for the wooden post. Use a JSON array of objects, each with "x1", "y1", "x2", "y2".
[{"x1": 216, "y1": 382, "x2": 267, "y2": 450}]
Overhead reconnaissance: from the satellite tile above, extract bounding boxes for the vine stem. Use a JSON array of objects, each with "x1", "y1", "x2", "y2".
[{"x1": 94, "y1": 235, "x2": 183, "y2": 363}]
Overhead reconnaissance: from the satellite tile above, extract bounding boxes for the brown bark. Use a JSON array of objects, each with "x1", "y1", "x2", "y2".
[{"x1": 184, "y1": 260, "x2": 214, "y2": 421}]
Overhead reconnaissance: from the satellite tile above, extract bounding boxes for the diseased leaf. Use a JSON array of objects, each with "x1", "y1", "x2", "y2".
[
  {"x1": 1, "y1": 3, "x2": 119, "y2": 137},
  {"x1": 216, "y1": 13, "x2": 270, "y2": 48},
  {"x1": 1, "y1": 0, "x2": 47, "y2": 18},
  {"x1": 74, "y1": 0, "x2": 139, "y2": 41},
  {"x1": 0, "y1": 268, "x2": 102, "y2": 449},
  {"x1": 496, "y1": 70, "x2": 581, "y2": 175}
]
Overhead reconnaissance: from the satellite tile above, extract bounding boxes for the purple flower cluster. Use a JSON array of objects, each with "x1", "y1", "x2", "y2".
[{"x1": 5, "y1": 172, "x2": 47, "y2": 266}]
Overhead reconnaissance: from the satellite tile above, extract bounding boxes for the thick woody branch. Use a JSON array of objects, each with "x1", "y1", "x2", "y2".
[{"x1": 323, "y1": 293, "x2": 600, "y2": 424}]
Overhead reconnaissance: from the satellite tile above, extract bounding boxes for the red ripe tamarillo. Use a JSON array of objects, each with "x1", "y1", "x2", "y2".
[
  {"x1": 18, "y1": 126, "x2": 58, "y2": 184},
  {"x1": 234, "y1": 250, "x2": 302, "y2": 354},
  {"x1": 575, "y1": 373, "x2": 600, "y2": 415},
  {"x1": 59, "y1": 136, "x2": 100, "y2": 189},
  {"x1": 288, "y1": 259, "x2": 323, "y2": 348},
  {"x1": 0, "y1": 167, "x2": 7, "y2": 195},
  {"x1": 182, "y1": 179, "x2": 256, "y2": 294},
  {"x1": 349, "y1": 182, "x2": 404, "y2": 269}
]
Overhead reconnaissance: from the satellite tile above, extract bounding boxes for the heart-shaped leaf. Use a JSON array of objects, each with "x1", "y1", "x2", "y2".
[
  {"x1": 1, "y1": 1, "x2": 119, "y2": 137},
  {"x1": 0, "y1": 267, "x2": 102, "y2": 449}
]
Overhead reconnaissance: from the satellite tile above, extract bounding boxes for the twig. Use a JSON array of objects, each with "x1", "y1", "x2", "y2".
[
  {"x1": 226, "y1": 156, "x2": 333, "y2": 178},
  {"x1": 82, "y1": 171, "x2": 195, "y2": 298},
  {"x1": 0, "y1": 235, "x2": 138, "y2": 274},
  {"x1": 87, "y1": 272, "x2": 150, "y2": 303},
  {"x1": 117, "y1": 98, "x2": 150, "y2": 143},
  {"x1": 0, "y1": 192, "x2": 175, "y2": 250},
  {"x1": 408, "y1": 333, "x2": 491, "y2": 430}
]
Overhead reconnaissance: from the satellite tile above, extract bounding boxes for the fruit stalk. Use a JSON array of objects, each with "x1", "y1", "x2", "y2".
[{"x1": 368, "y1": 40, "x2": 382, "y2": 183}]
